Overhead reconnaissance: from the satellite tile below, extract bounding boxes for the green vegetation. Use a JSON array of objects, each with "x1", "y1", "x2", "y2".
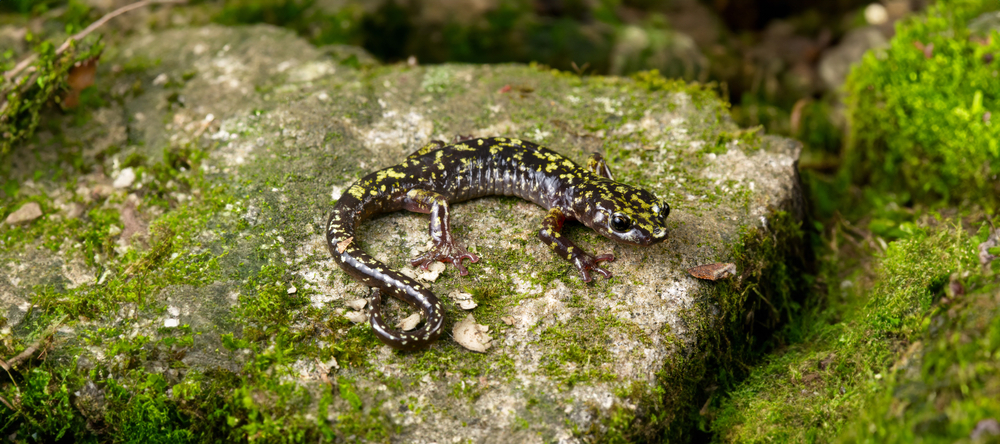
[
  {"x1": 844, "y1": 0, "x2": 1000, "y2": 207},
  {"x1": 708, "y1": 1, "x2": 1000, "y2": 440},
  {"x1": 0, "y1": 1, "x2": 102, "y2": 159},
  {"x1": 711, "y1": 218, "x2": 997, "y2": 442}
]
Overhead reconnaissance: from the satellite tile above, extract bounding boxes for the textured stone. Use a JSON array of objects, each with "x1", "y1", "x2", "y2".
[{"x1": 1, "y1": 24, "x2": 803, "y2": 441}]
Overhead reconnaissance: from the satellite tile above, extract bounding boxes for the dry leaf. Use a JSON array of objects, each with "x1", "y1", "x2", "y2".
[
  {"x1": 336, "y1": 236, "x2": 353, "y2": 253},
  {"x1": 687, "y1": 262, "x2": 737, "y2": 280},
  {"x1": 453, "y1": 314, "x2": 492, "y2": 353}
]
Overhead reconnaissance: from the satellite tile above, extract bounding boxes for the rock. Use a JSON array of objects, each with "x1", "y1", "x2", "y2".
[
  {"x1": 818, "y1": 26, "x2": 890, "y2": 90},
  {"x1": 113, "y1": 167, "x2": 136, "y2": 189},
  {"x1": 971, "y1": 418, "x2": 1000, "y2": 440},
  {"x1": 610, "y1": 25, "x2": 708, "y2": 81},
  {"x1": 969, "y1": 11, "x2": 1000, "y2": 34},
  {"x1": 4, "y1": 202, "x2": 42, "y2": 225},
  {"x1": 0, "y1": 24, "x2": 804, "y2": 442},
  {"x1": 978, "y1": 228, "x2": 999, "y2": 267},
  {"x1": 864, "y1": 3, "x2": 889, "y2": 25}
]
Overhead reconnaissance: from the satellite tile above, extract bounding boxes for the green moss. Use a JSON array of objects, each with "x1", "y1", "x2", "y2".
[
  {"x1": 709, "y1": 219, "x2": 988, "y2": 443},
  {"x1": 844, "y1": 0, "x2": 1000, "y2": 208},
  {"x1": 0, "y1": 19, "x2": 104, "y2": 158},
  {"x1": 629, "y1": 69, "x2": 720, "y2": 107},
  {"x1": 538, "y1": 315, "x2": 617, "y2": 387},
  {"x1": 103, "y1": 374, "x2": 195, "y2": 443},
  {"x1": 0, "y1": 367, "x2": 86, "y2": 441},
  {"x1": 237, "y1": 261, "x2": 307, "y2": 341},
  {"x1": 837, "y1": 272, "x2": 1000, "y2": 443}
]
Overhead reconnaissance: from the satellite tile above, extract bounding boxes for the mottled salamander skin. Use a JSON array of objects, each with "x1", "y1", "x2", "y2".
[{"x1": 326, "y1": 137, "x2": 670, "y2": 350}]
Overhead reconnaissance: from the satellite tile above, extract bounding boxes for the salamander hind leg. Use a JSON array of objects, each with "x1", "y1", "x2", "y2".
[
  {"x1": 586, "y1": 153, "x2": 615, "y2": 180},
  {"x1": 402, "y1": 188, "x2": 480, "y2": 275},
  {"x1": 538, "y1": 207, "x2": 615, "y2": 282}
]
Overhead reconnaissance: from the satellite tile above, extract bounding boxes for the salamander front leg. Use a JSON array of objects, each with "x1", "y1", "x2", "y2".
[
  {"x1": 538, "y1": 208, "x2": 615, "y2": 282},
  {"x1": 402, "y1": 188, "x2": 480, "y2": 275}
]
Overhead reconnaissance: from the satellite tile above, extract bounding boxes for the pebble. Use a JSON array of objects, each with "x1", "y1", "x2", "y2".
[
  {"x1": 113, "y1": 167, "x2": 136, "y2": 189},
  {"x1": 4, "y1": 202, "x2": 42, "y2": 225}
]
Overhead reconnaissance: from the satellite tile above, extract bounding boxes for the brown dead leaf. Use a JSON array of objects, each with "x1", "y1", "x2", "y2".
[
  {"x1": 63, "y1": 56, "x2": 99, "y2": 109},
  {"x1": 336, "y1": 236, "x2": 353, "y2": 254},
  {"x1": 687, "y1": 262, "x2": 737, "y2": 280}
]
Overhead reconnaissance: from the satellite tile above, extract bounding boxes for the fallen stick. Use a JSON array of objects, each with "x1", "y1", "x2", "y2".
[
  {"x1": 3, "y1": 0, "x2": 188, "y2": 82},
  {"x1": 1, "y1": 314, "x2": 68, "y2": 369}
]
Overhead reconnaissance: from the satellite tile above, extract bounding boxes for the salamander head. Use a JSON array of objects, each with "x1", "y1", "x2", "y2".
[{"x1": 577, "y1": 183, "x2": 669, "y2": 246}]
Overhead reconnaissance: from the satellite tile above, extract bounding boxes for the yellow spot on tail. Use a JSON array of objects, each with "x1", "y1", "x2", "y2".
[{"x1": 348, "y1": 185, "x2": 365, "y2": 199}]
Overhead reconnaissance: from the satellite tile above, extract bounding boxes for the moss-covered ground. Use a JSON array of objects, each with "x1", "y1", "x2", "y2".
[
  {"x1": 709, "y1": 0, "x2": 1000, "y2": 441},
  {"x1": 710, "y1": 210, "x2": 1000, "y2": 442}
]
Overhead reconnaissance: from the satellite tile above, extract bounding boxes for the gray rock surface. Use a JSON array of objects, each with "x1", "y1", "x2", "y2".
[
  {"x1": 818, "y1": 26, "x2": 890, "y2": 90},
  {"x1": 0, "y1": 24, "x2": 802, "y2": 441}
]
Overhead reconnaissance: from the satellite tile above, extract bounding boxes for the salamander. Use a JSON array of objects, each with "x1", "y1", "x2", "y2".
[{"x1": 326, "y1": 137, "x2": 670, "y2": 350}]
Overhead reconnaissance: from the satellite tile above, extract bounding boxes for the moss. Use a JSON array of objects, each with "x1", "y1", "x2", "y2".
[
  {"x1": 629, "y1": 69, "x2": 720, "y2": 107},
  {"x1": 237, "y1": 261, "x2": 307, "y2": 342},
  {"x1": 538, "y1": 315, "x2": 617, "y2": 387},
  {"x1": 0, "y1": 367, "x2": 87, "y2": 441},
  {"x1": 843, "y1": 0, "x2": 1000, "y2": 208},
  {"x1": 0, "y1": 9, "x2": 104, "y2": 159},
  {"x1": 836, "y1": 270, "x2": 1000, "y2": 443},
  {"x1": 708, "y1": 218, "x2": 989, "y2": 443}
]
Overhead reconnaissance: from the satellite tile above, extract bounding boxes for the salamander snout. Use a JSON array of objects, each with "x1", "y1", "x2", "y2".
[{"x1": 651, "y1": 226, "x2": 668, "y2": 240}]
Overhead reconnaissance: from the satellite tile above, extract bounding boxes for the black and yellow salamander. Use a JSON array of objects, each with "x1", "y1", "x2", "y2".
[{"x1": 326, "y1": 137, "x2": 670, "y2": 350}]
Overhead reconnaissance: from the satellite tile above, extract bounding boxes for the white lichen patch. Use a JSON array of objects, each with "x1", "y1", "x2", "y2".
[
  {"x1": 363, "y1": 110, "x2": 433, "y2": 154},
  {"x1": 448, "y1": 290, "x2": 478, "y2": 310},
  {"x1": 344, "y1": 310, "x2": 367, "y2": 324},
  {"x1": 285, "y1": 60, "x2": 336, "y2": 83}
]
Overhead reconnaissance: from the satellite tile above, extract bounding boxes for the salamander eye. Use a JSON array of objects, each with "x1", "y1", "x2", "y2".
[
  {"x1": 610, "y1": 213, "x2": 631, "y2": 233},
  {"x1": 658, "y1": 203, "x2": 670, "y2": 222}
]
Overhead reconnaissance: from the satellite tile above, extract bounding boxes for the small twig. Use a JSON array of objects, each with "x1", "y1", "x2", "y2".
[
  {"x1": 2, "y1": 314, "x2": 68, "y2": 368},
  {"x1": 0, "y1": 395, "x2": 13, "y2": 410},
  {"x1": 5, "y1": 343, "x2": 43, "y2": 368},
  {"x1": 0, "y1": 357, "x2": 9, "y2": 372},
  {"x1": 3, "y1": 0, "x2": 188, "y2": 82}
]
